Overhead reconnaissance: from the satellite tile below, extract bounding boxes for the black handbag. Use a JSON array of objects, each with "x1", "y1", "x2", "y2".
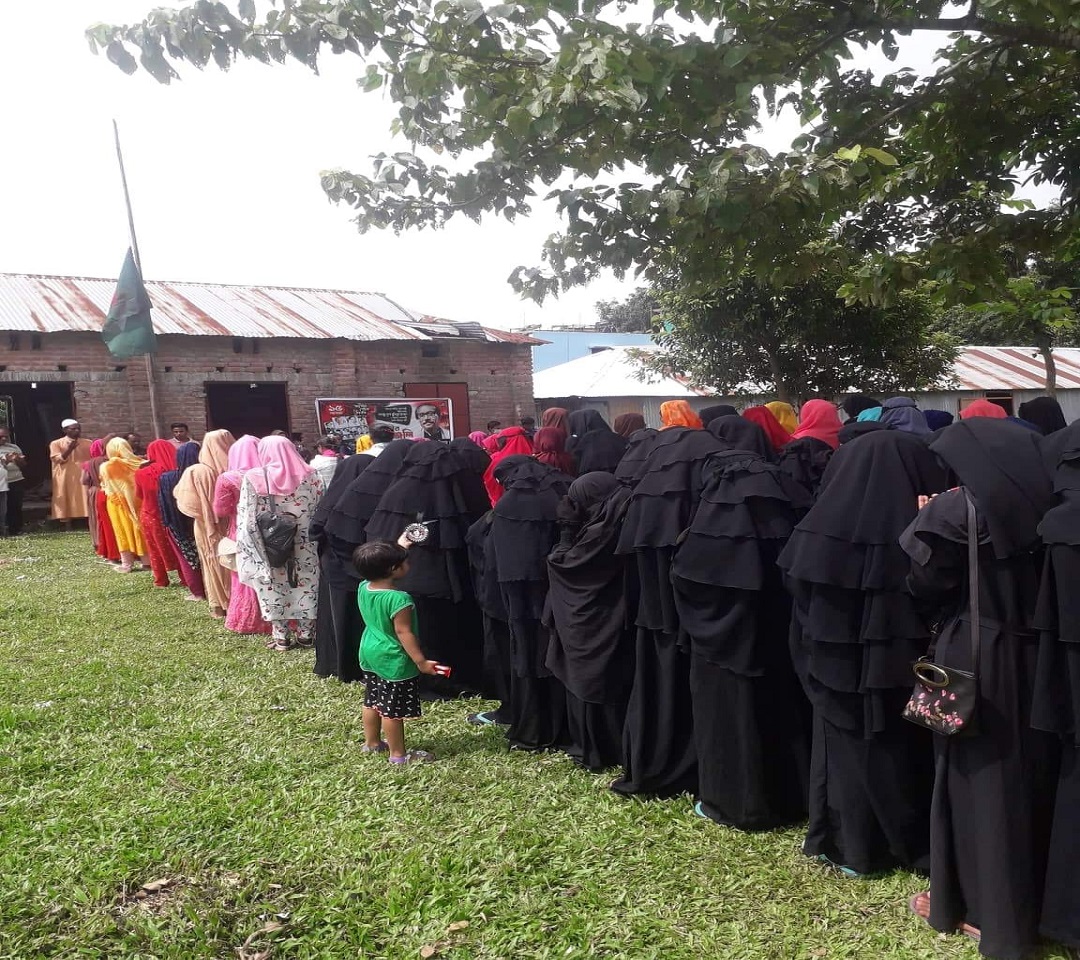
[
  {"x1": 902, "y1": 490, "x2": 980, "y2": 736},
  {"x1": 256, "y1": 468, "x2": 299, "y2": 586}
]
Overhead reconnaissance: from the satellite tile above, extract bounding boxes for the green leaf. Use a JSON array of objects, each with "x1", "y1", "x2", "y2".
[
  {"x1": 723, "y1": 44, "x2": 750, "y2": 67},
  {"x1": 238, "y1": 0, "x2": 256, "y2": 21},
  {"x1": 506, "y1": 105, "x2": 531, "y2": 137},
  {"x1": 862, "y1": 147, "x2": 898, "y2": 166}
]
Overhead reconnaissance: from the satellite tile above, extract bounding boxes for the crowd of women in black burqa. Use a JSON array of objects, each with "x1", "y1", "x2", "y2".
[{"x1": 303, "y1": 395, "x2": 1079, "y2": 960}]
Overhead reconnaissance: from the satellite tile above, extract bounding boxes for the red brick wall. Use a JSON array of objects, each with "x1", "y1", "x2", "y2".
[{"x1": 0, "y1": 331, "x2": 535, "y2": 442}]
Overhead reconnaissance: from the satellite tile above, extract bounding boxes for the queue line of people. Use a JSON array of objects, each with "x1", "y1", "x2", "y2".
[{"x1": 52, "y1": 392, "x2": 1080, "y2": 960}]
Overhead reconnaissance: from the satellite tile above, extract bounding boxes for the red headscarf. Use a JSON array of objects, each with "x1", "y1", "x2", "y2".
[
  {"x1": 742, "y1": 407, "x2": 792, "y2": 452},
  {"x1": 660, "y1": 400, "x2": 703, "y2": 429},
  {"x1": 483, "y1": 426, "x2": 534, "y2": 505},
  {"x1": 533, "y1": 427, "x2": 575, "y2": 475},
  {"x1": 142, "y1": 438, "x2": 178, "y2": 481},
  {"x1": 540, "y1": 407, "x2": 569, "y2": 433},
  {"x1": 791, "y1": 399, "x2": 843, "y2": 449},
  {"x1": 960, "y1": 399, "x2": 1008, "y2": 421}
]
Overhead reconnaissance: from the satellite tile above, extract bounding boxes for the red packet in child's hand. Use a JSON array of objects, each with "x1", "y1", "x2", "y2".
[{"x1": 433, "y1": 664, "x2": 452, "y2": 677}]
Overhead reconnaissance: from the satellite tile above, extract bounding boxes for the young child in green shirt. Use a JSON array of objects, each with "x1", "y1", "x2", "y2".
[{"x1": 353, "y1": 538, "x2": 447, "y2": 764}]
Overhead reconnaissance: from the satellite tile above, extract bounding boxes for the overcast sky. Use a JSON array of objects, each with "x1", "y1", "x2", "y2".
[{"x1": 0, "y1": 2, "x2": 1036, "y2": 332}]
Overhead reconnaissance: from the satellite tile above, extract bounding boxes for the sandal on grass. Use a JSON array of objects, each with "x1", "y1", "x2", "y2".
[
  {"x1": 815, "y1": 853, "x2": 870, "y2": 879},
  {"x1": 908, "y1": 892, "x2": 981, "y2": 944},
  {"x1": 361, "y1": 742, "x2": 389, "y2": 755},
  {"x1": 389, "y1": 749, "x2": 436, "y2": 765},
  {"x1": 466, "y1": 712, "x2": 502, "y2": 727}
]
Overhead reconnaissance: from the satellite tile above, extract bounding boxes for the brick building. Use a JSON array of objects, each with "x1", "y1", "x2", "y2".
[{"x1": 0, "y1": 274, "x2": 537, "y2": 493}]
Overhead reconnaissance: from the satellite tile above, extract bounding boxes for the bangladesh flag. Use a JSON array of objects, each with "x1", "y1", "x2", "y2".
[{"x1": 102, "y1": 249, "x2": 157, "y2": 358}]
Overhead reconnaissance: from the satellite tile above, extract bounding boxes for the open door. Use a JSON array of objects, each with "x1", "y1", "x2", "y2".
[{"x1": 205, "y1": 382, "x2": 291, "y2": 440}]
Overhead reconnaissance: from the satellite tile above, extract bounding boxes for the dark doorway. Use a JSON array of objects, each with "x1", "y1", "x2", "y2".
[
  {"x1": 404, "y1": 382, "x2": 471, "y2": 438},
  {"x1": 205, "y1": 382, "x2": 290, "y2": 440},
  {"x1": 0, "y1": 381, "x2": 75, "y2": 493}
]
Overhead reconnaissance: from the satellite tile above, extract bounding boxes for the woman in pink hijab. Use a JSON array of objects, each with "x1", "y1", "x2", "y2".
[
  {"x1": 791, "y1": 399, "x2": 843, "y2": 450},
  {"x1": 213, "y1": 435, "x2": 272, "y2": 637},
  {"x1": 236, "y1": 435, "x2": 324, "y2": 651},
  {"x1": 959, "y1": 399, "x2": 1008, "y2": 421}
]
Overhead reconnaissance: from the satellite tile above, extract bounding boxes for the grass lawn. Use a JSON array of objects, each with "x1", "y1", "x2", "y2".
[{"x1": 0, "y1": 532, "x2": 1062, "y2": 959}]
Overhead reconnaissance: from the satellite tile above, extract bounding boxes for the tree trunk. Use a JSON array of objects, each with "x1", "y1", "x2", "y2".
[
  {"x1": 1037, "y1": 340, "x2": 1057, "y2": 396},
  {"x1": 765, "y1": 350, "x2": 794, "y2": 402}
]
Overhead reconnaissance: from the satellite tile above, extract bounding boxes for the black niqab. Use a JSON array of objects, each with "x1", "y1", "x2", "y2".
[
  {"x1": 614, "y1": 427, "x2": 660, "y2": 487},
  {"x1": 323, "y1": 439, "x2": 413, "y2": 547},
  {"x1": 310, "y1": 454, "x2": 374, "y2": 543},
  {"x1": 699, "y1": 404, "x2": 738, "y2": 425},
  {"x1": 840, "y1": 395, "x2": 881, "y2": 422},
  {"x1": 1018, "y1": 396, "x2": 1067, "y2": 436}
]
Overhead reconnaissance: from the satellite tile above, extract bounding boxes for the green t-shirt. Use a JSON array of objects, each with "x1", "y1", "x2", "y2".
[{"x1": 357, "y1": 582, "x2": 419, "y2": 681}]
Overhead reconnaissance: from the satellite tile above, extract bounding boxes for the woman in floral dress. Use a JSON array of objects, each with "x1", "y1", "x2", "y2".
[
  {"x1": 213, "y1": 434, "x2": 272, "y2": 636},
  {"x1": 236, "y1": 435, "x2": 323, "y2": 651}
]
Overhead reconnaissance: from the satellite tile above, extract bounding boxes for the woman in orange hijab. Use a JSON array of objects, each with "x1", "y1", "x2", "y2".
[
  {"x1": 660, "y1": 400, "x2": 703, "y2": 429},
  {"x1": 99, "y1": 437, "x2": 149, "y2": 573}
]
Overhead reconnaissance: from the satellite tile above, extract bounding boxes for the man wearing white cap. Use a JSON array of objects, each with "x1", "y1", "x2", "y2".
[{"x1": 49, "y1": 419, "x2": 92, "y2": 523}]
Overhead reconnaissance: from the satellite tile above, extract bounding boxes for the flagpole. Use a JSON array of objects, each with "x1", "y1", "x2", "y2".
[{"x1": 113, "y1": 119, "x2": 163, "y2": 439}]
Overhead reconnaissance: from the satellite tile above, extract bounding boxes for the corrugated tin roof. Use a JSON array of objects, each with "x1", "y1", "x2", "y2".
[
  {"x1": 0, "y1": 273, "x2": 540, "y2": 344},
  {"x1": 952, "y1": 347, "x2": 1080, "y2": 390},
  {"x1": 533, "y1": 346, "x2": 713, "y2": 398}
]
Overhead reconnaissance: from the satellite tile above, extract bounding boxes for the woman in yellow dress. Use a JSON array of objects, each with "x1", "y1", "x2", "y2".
[{"x1": 99, "y1": 437, "x2": 149, "y2": 572}]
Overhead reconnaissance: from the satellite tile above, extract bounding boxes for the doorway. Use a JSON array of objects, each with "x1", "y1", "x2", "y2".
[
  {"x1": 0, "y1": 381, "x2": 75, "y2": 492},
  {"x1": 404, "y1": 382, "x2": 471, "y2": 438},
  {"x1": 205, "y1": 382, "x2": 290, "y2": 440}
]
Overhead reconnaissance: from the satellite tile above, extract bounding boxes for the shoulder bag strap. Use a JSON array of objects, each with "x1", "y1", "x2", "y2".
[
  {"x1": 262, "y1": 467, "x2": 277, "y2": 513},
  {"x1": 964, "y1": 489, "x2": 980, "y2": 672}
]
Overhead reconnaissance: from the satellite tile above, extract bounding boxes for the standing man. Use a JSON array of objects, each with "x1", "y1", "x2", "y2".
[
  {"x1": 167, "y1": 422, "x2": 191, "y2": 448},
  {"x1": 125, "y1": 432, "x2": 145, "y2": 456},
  {"x1": 48, "y1": 419, "x2": 92, "y2": 525},
  {"x1": 0, "y1": 426, "x2": 26, "y2": 535},
  {"x1": 415, "y1": 403, "x2": 449, "y2": 441}
]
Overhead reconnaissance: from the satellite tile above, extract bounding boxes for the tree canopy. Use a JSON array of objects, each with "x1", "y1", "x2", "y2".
[
  {"x1": 643, "y1": 274, "x2": 954, "y2": 401},
  {"x1": 92, "y1": 0, "x2": 1080, "y2": 308},
  {"x1": 595, "y1": 286, "x2": 656, "y2": 333}
]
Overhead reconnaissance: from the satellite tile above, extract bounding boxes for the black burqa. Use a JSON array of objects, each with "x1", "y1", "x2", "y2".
[
  {"x1": 777, "y1": 436, "x2": 834, "y2": 498},
  {"x1": 778, "y1": 430, "x2": 949, "y2": 874},
  {"x1": 707, "y1": 415, "x2": 776, "y2": 462},
  {"x1": 900, "y1": 418, "x2": 1059, "y2": 960},
  {"x1": 450, "y1": 436, "x2": 491, "y2": 475},
  {"x1": 489, "y1": 456, "x2": 574, "y2": 750},
  {"x1": 840, "y1": 395, "x2": 882, "y2": 423},
  {"x1": 699, "y1": 404, "x2": 738, "y2": 425},
  {"x1": 365, "y1": 442, "x2": 493, "y2": 697},
  {"x1": 566, "y1": 409, "x2": 628, "y2": 475},
  {"x1": 545, "y1": 472, "x2": 635, "y2": 770},
  {"x1": 1018, "y1": 395, "x2": 1067, "y2": 437},
  {"x1": 323, "y1": 440, "x2": 414, "y2": 549},
  {"x1": 673, "y1": 449, "x2": 812, "y2": 829},
  {"x1": 1032, "y1": 420, "x2": 1080, "y2": 949},
  {"x1": 309, "y1": 454, "x2": 375, "y2": 681},
  {"x1": 466, "y1": 509, "x2": 513, "y2": 725},
  {"x1": 614, "y1": 427, "x2": 660, "y2": 488},
  {"x1": 611, "y1": 426, "x2": 727, "y2": 797}
]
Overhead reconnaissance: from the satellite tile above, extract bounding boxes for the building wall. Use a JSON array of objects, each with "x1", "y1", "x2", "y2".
[{"x1": 0, "y1": 329, "x2": 534, "y2": 451}]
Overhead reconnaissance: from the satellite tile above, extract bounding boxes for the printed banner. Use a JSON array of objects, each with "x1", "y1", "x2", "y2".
[{"x1": 315, "y1": 397, "x2": 454, "y2": 443}]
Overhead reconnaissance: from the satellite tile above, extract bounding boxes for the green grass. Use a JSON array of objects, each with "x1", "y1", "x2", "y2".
[{"x1": 0, "y1": 533, "x2": 1062, "y2": 959}]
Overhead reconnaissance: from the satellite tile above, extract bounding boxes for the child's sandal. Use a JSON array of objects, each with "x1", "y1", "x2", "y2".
[
  {"x1": 389, "y1": 749, "x2": 436, "y2": 765},
  {"x1": 361, "y1": 742, "x2": 389, "y2": 755}
]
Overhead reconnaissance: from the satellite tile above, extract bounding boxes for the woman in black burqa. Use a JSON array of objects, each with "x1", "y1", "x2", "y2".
[
  {"x1": 488, "y1": 455, "x2": 574, "y2": 750},
  {"x1": 1029, "y1": 422, "x2": 1080, "y2": 950},
  {"x1": 566, "y1": 409, "x2": 628, "y2": 475},
  {"x1": 1018, "y1": 396, "x2": 1067, "y2": 437},
  {"x1": 309, "y1": 453, "x2": 374, "y2": 680},
  {"x1": 614, "y1": 425, "x2": 660, "y2": 488},
  {"x1": 364, "y1": 441, "x2": 494, "y2": 697},
  {"x1": 673, "y1": 444, "x2": 813, "y2": 829},
  {"x1": 323, "y1": 439, "x2": 414, "y2": 550},
  {"x1": 611, "y1": 424, "x2": 727, "y2": 797},
  {"x1": 545, "y1": 472, "x2": 635, "y2": 770},
  {"x1": 901, "y1": 418, "x2": 1060, "y2": 960},
  {"x1": 778, "y1": 430, "x2": 949, "y2": 875}
]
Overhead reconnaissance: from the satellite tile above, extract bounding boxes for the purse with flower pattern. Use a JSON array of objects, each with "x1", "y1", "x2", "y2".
[{"x1": 902, "y1": 490, "x2": 980, "y2": 736}]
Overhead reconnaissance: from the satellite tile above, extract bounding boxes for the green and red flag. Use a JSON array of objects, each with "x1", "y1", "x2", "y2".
[{"x1": 102, "y1": 248, "x2": 157, "y2": 358}]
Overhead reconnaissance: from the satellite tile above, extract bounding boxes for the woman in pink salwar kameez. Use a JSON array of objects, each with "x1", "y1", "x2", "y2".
[{"x1": 213, "y1": 435, "x2": 272, "y2": 636}]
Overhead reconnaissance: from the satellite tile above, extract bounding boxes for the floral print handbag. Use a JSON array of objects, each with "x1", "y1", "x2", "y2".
[{"x1": 903, "y1": 491, "x2": 980, "y2": 736}]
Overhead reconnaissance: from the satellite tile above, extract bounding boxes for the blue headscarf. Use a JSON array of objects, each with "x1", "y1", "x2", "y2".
[
  {"x1": 158, "y1": 441, "x2": 200, "y2": 540},
  {"x1": 856, "y1": 406, "x2": 883, "y2": 422},
  {"x1": 923, "y1": 410, "x2": 954, "y2": 431},
  {"x1": 880, "y1": 396, "x2": 931, "y2": 435}
]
